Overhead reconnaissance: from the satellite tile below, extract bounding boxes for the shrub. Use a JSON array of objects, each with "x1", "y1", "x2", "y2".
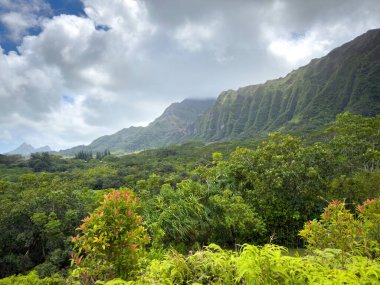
[
  {"x1": 300, "y1": 198, "x2": 380, "y2": 259},
  {"x1": 70, "y1": 189, "x2": 150, "y2": 284}
]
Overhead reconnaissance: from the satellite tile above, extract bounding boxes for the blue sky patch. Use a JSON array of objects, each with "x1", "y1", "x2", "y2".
[
  {"x1": 63, "y1": 95, "x2": 75, "y2": 105},
  {"x1": 290, "y1": 32, "x2": 305, "y2": 40},
  {"x1": 48, "y1": 0, "x2": 85, "y2": 17}
]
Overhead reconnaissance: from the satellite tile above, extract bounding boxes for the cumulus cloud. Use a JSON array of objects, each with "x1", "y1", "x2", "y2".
[
  {"x1": 0, "y1": 0, "x2": 380, "y2": 152},
  {"x1": 0, "y1": 0, "x2": 159, "y2": 151},
  {"x1": 1, "y1": 12, "x2": 39, "y2": 41}
]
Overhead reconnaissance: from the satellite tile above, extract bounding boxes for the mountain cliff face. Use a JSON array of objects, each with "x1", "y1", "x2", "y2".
[
  {"x1": 190, "y1": 29, "x2": 380, "y2": 141},
  {"x1": 61, "y1": 98, "x2": 215, "y2": 155}
]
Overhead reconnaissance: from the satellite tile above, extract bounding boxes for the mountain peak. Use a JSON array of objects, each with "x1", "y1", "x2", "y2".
[
  {"x1": 20, "y1": 142, "x2": 32, "y2": 148},
  {"x1": 5, "y1": 143, "x2": 52, "y2": 156}
]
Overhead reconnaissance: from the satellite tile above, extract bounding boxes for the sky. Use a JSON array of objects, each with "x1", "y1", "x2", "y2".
[{"x1": 0, "y1": 0, "x2": 380, "y2": 153}]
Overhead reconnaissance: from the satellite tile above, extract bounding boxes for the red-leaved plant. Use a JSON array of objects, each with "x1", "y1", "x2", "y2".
[
  {"x1": 300, "y1": 198, "x2": 380, "y2": 260},
  {"x1": 71, "y1": 189, "x2": 150, "y2": 284}
]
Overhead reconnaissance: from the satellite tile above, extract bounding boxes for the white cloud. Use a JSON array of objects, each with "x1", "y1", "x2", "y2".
[
  {"x1": 264, "y1": 19, "x2": 379, "y2": 67},
  {"x1": 267, "y1": 30, "x2": 331, "y2": 65},
  {"x1": 1, "y1": 12, "x2": 38, "y2": 41},
  {"x1": 175, "y1": 20, "x2": 217, "y2": 52},
  {"x1": 0, "y1": 0, "x2": 51, "y2": 42},
  {"x1": 174, "y1": 16, "x2": 233, "y2": 63},
  {"x1": 261, "y1": 0, "x2": 380, "y2": 67},
  {"x1": 0, "y1": 46, "x2": 64, "y2": 119},
  {"x1": 83, "y1": 0, "x2": 155, "y2": 47},
  {"x1": 79, "y1": 66, "x2": 112, "y2": 88},
  {"x1": 0, "y1": 0, "x2": 50, "y2": 13}
]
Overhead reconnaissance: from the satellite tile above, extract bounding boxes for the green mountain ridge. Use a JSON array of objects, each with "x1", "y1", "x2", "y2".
[
  {"x1": 60, "y1": 98, "x2": 215, "y2": 155},
  {"x1": 189, "y1": 28, "x2": 380, "y2": 141},
  {"x1": 61, "y1": 29, "x2": 380, "y2": 155}
]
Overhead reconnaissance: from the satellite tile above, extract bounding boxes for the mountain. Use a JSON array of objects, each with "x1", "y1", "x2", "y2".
[
  {"x1": 62, "y1": 29, "x2": 380, "y2": 155},
  {"x1": 6, "y1": 143, "x2": 52, "y2": 156},
  {"x1": 189, "y1": 29, "x2": 380, "y2": 141},
  {"x1": 35, "y1": 146, "x2": 51, "y2": 153},
  {"x1": 60, "y1": 98, "x2": 215, "y2": 155}
]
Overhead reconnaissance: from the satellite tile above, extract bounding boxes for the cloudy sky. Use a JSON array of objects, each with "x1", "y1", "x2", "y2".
[{"x1": 0, "y1": 0, "x2": 379, "y2": 153}]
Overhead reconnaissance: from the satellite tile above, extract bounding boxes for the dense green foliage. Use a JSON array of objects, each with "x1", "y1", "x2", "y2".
[
  {"x1": 0, "y1": 172, "x2": 100, "y2": 278},
  {"x1": 0, "y1": 271, "x2": 64, "y2": 285},
  {"x1": 127, "y1": 244, "x2": 380, "y2": 285},
  {"x1": 0, "y1": 113, "x2": 379, "y2": 284}
]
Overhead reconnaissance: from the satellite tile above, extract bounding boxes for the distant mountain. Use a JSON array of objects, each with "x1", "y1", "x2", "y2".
[
  {"x1": 6, "y1": 143, "x2": 51, "y2": 156},
  {"x1": 60, "y1": 98, "x2": 215, "y2": 155},
  {"x1": 189, "y1": 29, "x2": 380, "y2": 141}
]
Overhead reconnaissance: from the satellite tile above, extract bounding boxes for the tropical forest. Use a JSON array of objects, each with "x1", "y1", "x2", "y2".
[
  {"x1": 1, "y1": 111, "x2": 379, "y2": 284},
  {"x1": 0, "y1": 2, "x2": 380, "y2": 285}
]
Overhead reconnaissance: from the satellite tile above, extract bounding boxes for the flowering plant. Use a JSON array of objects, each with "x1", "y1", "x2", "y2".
[
  {"x1": 71, "y1": 189, "x2": 150, "y2": 283},
  {"x1": 300, "y1": 198, "x2": 380, "y2": 260}
]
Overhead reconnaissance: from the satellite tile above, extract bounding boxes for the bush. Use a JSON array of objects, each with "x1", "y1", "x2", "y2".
[
  {"x1": 70, "y1": 189, "x2": 150, "y2": 284},
  {"x1": 300, "y1": 198, "x2": 380, "y2": 259}
]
